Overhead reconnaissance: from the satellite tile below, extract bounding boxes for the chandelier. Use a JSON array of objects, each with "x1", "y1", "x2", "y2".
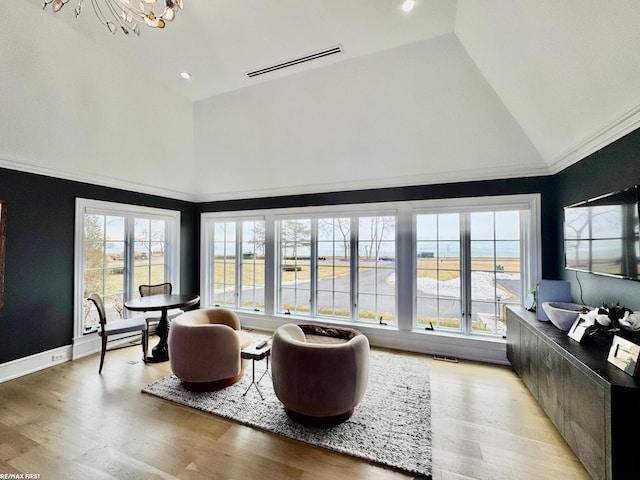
[{"x1": 42, "y1": 0, "x2": 184, "y2": 36}]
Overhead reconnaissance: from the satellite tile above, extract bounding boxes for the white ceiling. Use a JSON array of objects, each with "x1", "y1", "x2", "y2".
[{"x1": 2, "y1": 1, "x2": 640, "y2": 201}]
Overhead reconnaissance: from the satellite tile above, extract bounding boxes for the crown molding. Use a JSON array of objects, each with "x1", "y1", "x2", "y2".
[
  {"x1": 0, "y1": 156, "x2": 197, "y2": 202},
  {"x1": 1, "y1": 154, "x2": 552, "y2": 204},
  {"x1": 548, "y1": 104, "x2": 640, "y2": 175},
  {"x1": 193, "y1": 162, "x2": 552, "y2": 202}
]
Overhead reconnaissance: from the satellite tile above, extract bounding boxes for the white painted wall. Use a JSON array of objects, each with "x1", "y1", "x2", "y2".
[
  {"x1": 0, "y1": 3, "x2": 195, "y2": 200},
  {"x1": 456, "y1": 0, "x2": 640, "y2": 172},
  {"x1": 193, "y1": 34, "x2": 544, "y2": 201}
]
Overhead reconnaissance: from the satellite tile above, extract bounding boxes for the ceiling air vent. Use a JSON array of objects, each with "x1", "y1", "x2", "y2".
[{"x1": 246, "y1": 45, "x2": 343, "y2": 78}]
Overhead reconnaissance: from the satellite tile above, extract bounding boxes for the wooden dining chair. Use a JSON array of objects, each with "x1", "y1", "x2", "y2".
[
  {"x1": 139, "y1": 282, "x2": 173, "y2": 298},
  {"x1": 86, "y1": 293, "x2": 148, "y2": 374},
  {"x1": 138, "y1": 282, "x2": 183, "y2": 353}
]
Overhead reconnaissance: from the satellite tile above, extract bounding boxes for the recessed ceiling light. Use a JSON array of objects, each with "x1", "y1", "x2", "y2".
[
  {"x1": 402, "y1": 0, "x2": 415, "y2": 13},
  {"x1": 180, "y1": 71, "x2": 192, "y2": 80}
]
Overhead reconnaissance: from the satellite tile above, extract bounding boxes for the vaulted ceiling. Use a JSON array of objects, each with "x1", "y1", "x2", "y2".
[{"x1": 2, "y1": 1, "x2": 640, "y2": 201}]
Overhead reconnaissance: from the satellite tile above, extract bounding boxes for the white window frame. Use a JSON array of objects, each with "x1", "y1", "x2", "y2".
[
  {"x1": 200, "y1": 194, "x2": 541, "y2": 337},
  {"x1": 412, "y1": 198, "x2": 538, "y2": 335},
  {"x1": 73, "y1": 198, "x2": 180, "y2": 348},
  {"x1": 202, "y1": 215, "x2": 266, "y2": 311}
]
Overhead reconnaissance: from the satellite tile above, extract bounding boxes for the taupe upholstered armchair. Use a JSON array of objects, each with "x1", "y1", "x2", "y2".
[
  {"x1": 168, "y1": 308, "x2": 253, "y2": 391},
  {"x1": 271, "y1": 323, "x2": 370, "y2": 426}
]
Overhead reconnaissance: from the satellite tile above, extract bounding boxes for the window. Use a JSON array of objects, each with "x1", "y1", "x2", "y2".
[
  {"x1": 416, "y1": 213, "x2": 462, "y2": 330},
  {"x1": 82, "y1": 214, "x2": 126, "y2": 331},
  {"x1": 279, "y1": 219, "x2": 311, "y2": 315},
  {"x1": 205, "y1": 218, "x2": 266, "y2": 311},
  {"x1": 212, "y1": 221, "x2": 237, "y2": 307},
  {"x1": 357, "y1": 216, "x2": 396, "y2": 324},
  {"x1": 201, "y1": 194, "x2": 540, "y2": 339},
  {"x1": 273, "y1": 215, "x2": 397, "y2": 323},
  {"x1": 75, "y1": 199, "x2": 180, "y2": 337},
  {"x1": 415, "y1": 207, "x2": 528, "y2": 336},
  {"x1": 317, "y1": 217, "x2": 351, "y2": 319},
  {"x1": 469, "y1": 210, "x2": 522, "y2": 335},
  {"x1": 134, "y1": 218, "x2": 170, "y2": 289},
  {"x1": 240, "y1": 220, "x2": 266, "y2": 310}
]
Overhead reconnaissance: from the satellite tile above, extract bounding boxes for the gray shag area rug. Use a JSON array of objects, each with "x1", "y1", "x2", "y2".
[{"x1": 142, "y1": 350, "x2": 432, "y2": 479}]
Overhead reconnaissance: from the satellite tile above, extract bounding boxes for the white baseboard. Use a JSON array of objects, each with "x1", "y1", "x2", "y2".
[
  {"x1": 72, "y1": 334, "x2": 101, "y2": 360},
  {"x1": 72, "y1": 332, "x2": 147, "y2": 360},
  {"x1": 0, "y1": 344, "x2": 73, "y2": 383},
  {"x1": 0, "y1": 333, "x2": 146, "y2": 383}
]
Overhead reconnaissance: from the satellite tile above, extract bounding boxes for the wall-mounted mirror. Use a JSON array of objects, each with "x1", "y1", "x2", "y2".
[{"x1": 0, "y1": 200, "x2": 6, "y2": 316}]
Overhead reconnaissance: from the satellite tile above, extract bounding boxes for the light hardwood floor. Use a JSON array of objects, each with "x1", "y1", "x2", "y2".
[{"x1": 0, "y1": 335, "x2": 591, "y2": 480}]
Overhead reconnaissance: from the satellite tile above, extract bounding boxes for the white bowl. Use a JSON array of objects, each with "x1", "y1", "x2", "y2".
[{"x1": 542, "y1": 302, "x2": 587, "y2": 331}]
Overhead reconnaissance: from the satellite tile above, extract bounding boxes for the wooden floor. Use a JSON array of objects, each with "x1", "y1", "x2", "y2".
[{"x1": 0, "y1": 335, "x2": 591, "y2": 480}]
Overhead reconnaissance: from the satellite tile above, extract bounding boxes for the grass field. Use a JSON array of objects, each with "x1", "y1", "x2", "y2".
[{"x1": 213, "y1": 256, "x2": 520, "y2": 284}]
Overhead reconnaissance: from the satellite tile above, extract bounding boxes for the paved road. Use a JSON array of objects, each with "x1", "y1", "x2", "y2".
[{"x1": 231, "y1": 264, "x2": 521, "y2": 320}]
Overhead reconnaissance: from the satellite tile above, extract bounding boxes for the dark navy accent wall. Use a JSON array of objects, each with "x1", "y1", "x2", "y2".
[
  {"x1": 556, "y1": 128, "x2": 640, "y2": 310},
  {"x1": 0, "y1": 167, "x2": 198, "y2": 364}
]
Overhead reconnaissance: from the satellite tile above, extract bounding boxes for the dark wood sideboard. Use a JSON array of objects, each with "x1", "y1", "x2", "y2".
[{"x1": 506, "y1": 306, "x2": 640, "y2": 480}]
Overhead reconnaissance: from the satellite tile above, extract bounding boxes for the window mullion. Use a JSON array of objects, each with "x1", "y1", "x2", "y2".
[
  {"x1": 163, "y1": 222, "x2": 170, "y2": 286},
  {"x1": 235, "y1": 221, "x2": 242, "y2": 309},
  {"x1": 125, "y1": 216, "x2": 136, "y2": 310},
  {"x1": 396, "y1": 206, "x2": 413, "y2": 331},
  {"x1": 350, "y1": 216, "x2": 358, "y2": 322},
  {"x1": 460, "y1": 213, "x2": 472, "y2": 335},
  {"x1": 520, "y1": 210, "x2": 531, "y2": 301},
  {"x1": 204, "y1": 223, "x2": 213, "y2": 305},
  {"x1": 310, "y1": 220, "x2": 318, "y2": 316},
  {"x1": 264, "y1": 216, "x2": 276, "y2": 316}
]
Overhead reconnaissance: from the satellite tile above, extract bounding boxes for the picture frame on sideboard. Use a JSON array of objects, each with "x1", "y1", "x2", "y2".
[
  {"x1": 568, "y1": 316, "x2": 588, "y2": 343},
  {"x1": 608, "y1": 335, "x2": 640, "y2": 376}
]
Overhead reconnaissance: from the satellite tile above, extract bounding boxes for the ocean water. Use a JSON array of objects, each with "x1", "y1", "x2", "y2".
[
  {"x1": 215, "y1": 240, "x2": 521, "y2": 260},
  {"x1": 417, "y1": 240, "x2": 521, "y2": 259}
]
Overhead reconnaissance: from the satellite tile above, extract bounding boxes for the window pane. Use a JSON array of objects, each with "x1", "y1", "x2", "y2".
[
  {"x1": 416, "y1": 213, "x2": 462, "y2": 331},
  {"x1": 495, "y1": 211, "x2": 520, "y2": 239},
  {"x1": 416, "y1": 214, "x2": 437, "y2": 241},
  {"x1": 150, "y1": 219, "x2": 167, "y2": 281},
  {"x1": 438, "y1": 213, "x2": 459, "y2": 240},
  {"x1": 212, "y1": 221, "x2": 236, "y2": 307},
  {"x1": 134, "y1": 218, "x2": 167, "y2": 289},
  {"x1": 469, "y1": 211, "x2": 521, "y2": 336},
  {"x1": 240, "y1": 220, "x2": 265, "y2": 311},
  {"x1": 83, "y1": 214, "x2": 126, "y2": 332},
  {"x1": 470, "y1": 212, "x2": 494, "y2": 240},
  {"x1": 133, "y1": 265, "x2": 149, "y2": 294},
  {"x1": 279, "y1": 219, "x2": 311, "y2": 315},
  {"x1": 358, "y1": 216, "x2": 396, "y2": 323},
  {"x1": 317, "y1": 217, "x2": 351, "y2": 319}
]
